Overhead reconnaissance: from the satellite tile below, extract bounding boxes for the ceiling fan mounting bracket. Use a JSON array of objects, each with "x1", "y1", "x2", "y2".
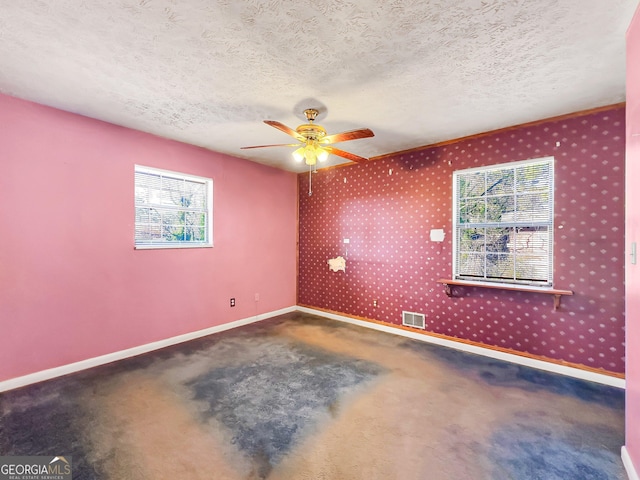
[{"x1": 303, "y1": 108, "x2": 319, "y2": 122}]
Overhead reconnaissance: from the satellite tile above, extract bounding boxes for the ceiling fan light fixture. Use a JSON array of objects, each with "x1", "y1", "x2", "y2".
[
  {"x1": 317, "y1": 147, "x2": 329, "y2": 162},
  {"x1": 293, "y1": 146, "x2": 305, "y2": 162},
  {"x1": 293, "y1": 141, "x2": 328, "y2": 165},
  {"x1": 304, "y1": 143, "x2": 317, "y2": 165}
]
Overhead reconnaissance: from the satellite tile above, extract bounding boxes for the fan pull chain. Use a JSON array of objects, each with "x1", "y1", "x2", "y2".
[{"x1": 308, "y1": 165, "x2": 313, "y2": 196}]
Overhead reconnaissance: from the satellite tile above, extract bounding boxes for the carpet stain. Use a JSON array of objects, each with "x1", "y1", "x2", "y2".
[
  {"x1": 186, "y1": 337, "x2": 382, "y2": 477},
  {"x1": 82, "y1": 372, "x2": 252, "y2": 480},
  {"x1": 491, "y1": 423, "x2": 624, "y2": 480}
]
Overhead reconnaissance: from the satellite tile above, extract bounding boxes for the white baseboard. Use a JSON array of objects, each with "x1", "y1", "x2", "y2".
[
  {"x1": 297, "y1": 306, "x2": 625, "y2": 389},
  {"x1": 1, "y1": 305, "x2": 624, "y2": 393},
  {"x1": 623, "y1": 446, "x2": 640, "y2": 480},
  {"x1": 0, "y1": 306, "x2": 296, "y2": 393}
]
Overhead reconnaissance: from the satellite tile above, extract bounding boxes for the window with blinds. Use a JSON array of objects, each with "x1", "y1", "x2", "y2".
[
  {"x1": 453, "y1": 157, "x2": 553, "y2": 286},
  {"x1": 134, "y1": 165, "x2": 213, "y2": 248}
]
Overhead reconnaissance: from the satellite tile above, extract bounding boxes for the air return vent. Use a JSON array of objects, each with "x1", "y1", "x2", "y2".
[{"x1": 402, "y1": 311, "x2": 425, "y2": 329}]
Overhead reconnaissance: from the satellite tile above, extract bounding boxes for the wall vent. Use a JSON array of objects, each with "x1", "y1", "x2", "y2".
[{"x1": 402, "y1": 311, "x2": 425, "y2": 329}]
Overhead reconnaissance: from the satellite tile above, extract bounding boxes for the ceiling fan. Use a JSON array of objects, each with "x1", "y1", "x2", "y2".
[{"x1": 241, "y1": 108, "x2": 375, "y2": 167}]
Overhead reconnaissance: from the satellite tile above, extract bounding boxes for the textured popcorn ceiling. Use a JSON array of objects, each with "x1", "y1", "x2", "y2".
[{"x1": 0, "y1": 0, "x2": 636, "y2": 172}]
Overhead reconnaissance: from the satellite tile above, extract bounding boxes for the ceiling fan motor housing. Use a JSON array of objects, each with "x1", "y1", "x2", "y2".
[{"x1": 296, "y1": 123, "x2": 326, "y2": 142}]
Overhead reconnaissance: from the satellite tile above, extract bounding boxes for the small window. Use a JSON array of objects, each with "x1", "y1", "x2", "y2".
[
  {"x1": 134, "y1": 165, "x2": 213, "y2": 249},
  {"x1": 453, "y1": 157, "x2": 553, "y2": 286}
]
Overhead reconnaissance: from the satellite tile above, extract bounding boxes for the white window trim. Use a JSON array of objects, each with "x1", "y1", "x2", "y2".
[
  {"x1": 451, "y1": 156, "x2": 554, "y2": 288},
  {"x1": 134, "y1": 165, "x2": 213, "y2": 249}
]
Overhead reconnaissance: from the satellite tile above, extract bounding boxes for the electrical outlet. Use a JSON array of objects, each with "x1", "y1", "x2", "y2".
[
  {"x1": 373, "y1": 300, "x2": 378, "y2": 307},
  {"x1": 230, "y1": 298, "x2": 235, "y2": 307},
  {"x1": 255, "y1": 293, "x2": 260, "y2": 301}
]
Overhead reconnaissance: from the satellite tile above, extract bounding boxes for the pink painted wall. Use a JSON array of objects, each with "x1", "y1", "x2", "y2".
[
  {"x1": 626, "y1": 4, "x2": 640, "y2": 471},
  {"x1": 0, "y1": 93, "x2": 297, "y2": 383},
  {"x1": 298, "y1": 106, "x2": 625, "y2": 373}
]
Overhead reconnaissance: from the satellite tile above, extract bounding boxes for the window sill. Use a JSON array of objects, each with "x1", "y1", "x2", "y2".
[{"x1": 437, "y1": 279, "x2": 573, "y2": 310}]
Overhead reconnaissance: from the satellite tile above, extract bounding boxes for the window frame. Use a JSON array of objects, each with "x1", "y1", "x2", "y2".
[
  {"x1": 451, "y1": 156, "x2": 554, "y2": 288},
  {"x1": 134, "y1": 165, "x2": 213, "y2": 250}
]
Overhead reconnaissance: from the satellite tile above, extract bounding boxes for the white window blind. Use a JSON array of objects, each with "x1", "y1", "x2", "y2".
[
  {"x1": 453, "y1": 157, "x2": 553, "y2": 286},
  {"x1": 134, "y1": 165, "x2": 213, "y2": 248}
]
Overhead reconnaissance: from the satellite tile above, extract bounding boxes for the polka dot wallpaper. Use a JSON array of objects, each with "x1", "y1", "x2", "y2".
[{"x1": 298, "y1": 106, "x2": 625, "y2": 374}]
